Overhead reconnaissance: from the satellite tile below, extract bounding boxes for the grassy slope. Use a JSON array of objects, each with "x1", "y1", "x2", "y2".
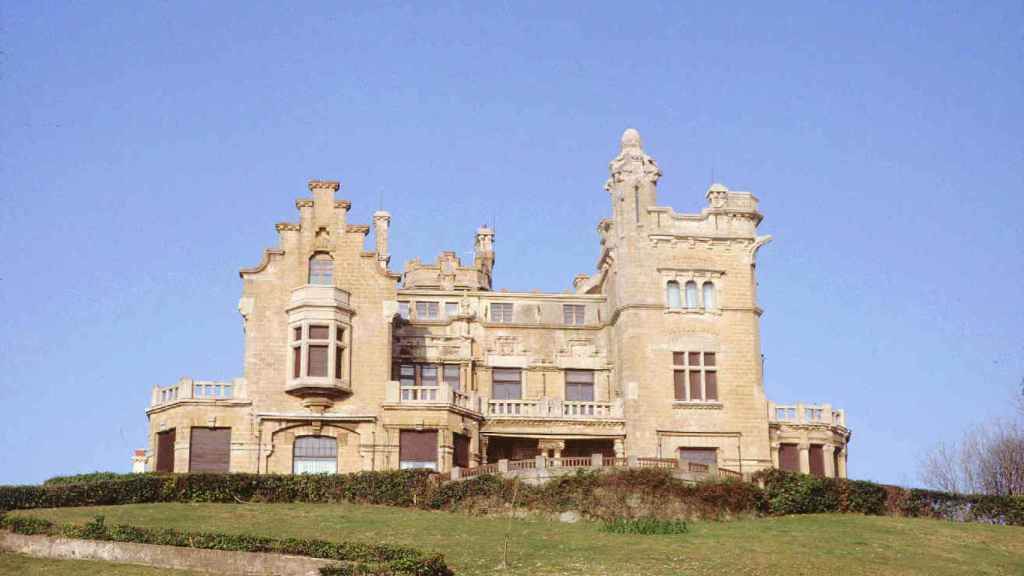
[
  {"x1": 15, "y1": 503, "x2": 1024, "y2": 576},
  {"x1": 0, "y1": 552, "x2": 201, "y2": 575}
]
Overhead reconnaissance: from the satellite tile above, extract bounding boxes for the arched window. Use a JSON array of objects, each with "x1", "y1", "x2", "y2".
[
  {"x1": 308, "y1": 254, "x2": 333, "y2": 285},
  {"x1": 684, "y1": 281, "x2": 698, "y2": 308},
  {"x1": 702, "y1": 282, "x2": 716, "y2": 310},
  {"x1": 293, "y1": 436, "x2": 337, "y2": 474},
  {"x1": 666, "y1": 281, "x2": 682, "y2": 309}
]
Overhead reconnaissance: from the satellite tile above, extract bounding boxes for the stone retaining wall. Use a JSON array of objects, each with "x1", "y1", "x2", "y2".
[{"x1": 0, "y1": 531, "x2": 335, "y2": 575}]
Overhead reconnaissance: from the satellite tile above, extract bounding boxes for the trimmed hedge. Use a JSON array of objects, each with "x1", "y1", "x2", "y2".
[
  {"x1": 0, "y1": 470, "x2": 435, "y2": 512},
  {"x1": 43, "y1": 472, "x2": 124, "y2": 486},
  {"x1": 0, "y1": 514, "x2": 452, "y2": 576},
  {"x1": 753, "y1": 469, "x2": 1024, "y2": 526}
]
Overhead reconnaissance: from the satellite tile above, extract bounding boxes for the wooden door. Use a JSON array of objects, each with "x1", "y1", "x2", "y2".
[
  {"x1": 189, "y1": 428, "x2": 231, "y2": 473},
  {"x1": 156, "y1": 429, "x2": 175, "y2": 473},
  {"x1": 809, "y1": 444, "x2": 825, "y2": 477},
  {"x1": 453, "y1": 433, "x2": 470, "y2": 468},
  {"x1": 779, "y1": 443, "x2": 800, "y2": 472}
]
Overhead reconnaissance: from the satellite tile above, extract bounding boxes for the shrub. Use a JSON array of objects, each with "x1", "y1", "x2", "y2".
[
  {"x1": 43, "y1": 472, "x2": 125, "y2": 486},
  {"x1": 0, "y1": 515, "x2": 452, "y2": 576},
  {"x1": 898, "y1": 489, "x2": 1024, "y2": 526},
  {"x1": 752, "y1": 469, "x2": 840, "y2": 514},
  {"x1": 600, "y1": 517, "x2": 689, "y2": 535}
]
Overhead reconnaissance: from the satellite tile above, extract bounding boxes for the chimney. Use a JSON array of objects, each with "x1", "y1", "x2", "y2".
[
  {"x1": 474, "y1": 226, "x2": 495, "y2": 271},
  {"x1": 373, "y1": 211, "x2": 391, "y2": 270}
]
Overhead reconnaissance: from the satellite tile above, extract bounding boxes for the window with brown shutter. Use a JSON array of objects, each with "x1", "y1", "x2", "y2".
[
  {"x1": 189, "y1": 428, "x2": 230, "y2": 473},
  {"x1": 452, "y1": 433, "x2": 470, "y2": 468},
  {"x1": 292, "y1": 347, "x2": 301, "y2": 379},
  {"x1": 399, "y1": 430, "x2": 438, "y2": 470},
  {"x1": 335, "y1": 346, "x2": 344, "y2": 379},
  {"x1": 308, "y1": 345, "x2": 328, "y2": 377},
  {"x1": 779, "y1": 443, "x2": 800, "y2": 472},
  {"x1": 309, "y1": 325, "x2": 329, "y2": 340},
  {"x1": 809, "y1": 444, "x2": 825, "y2": 477},
  {"x1": 156, "y1": 429, "x2": 175, "y2": 473},
  {"x1": 673, "y1": 370, "x2": 687, "y2": 400},
  {"x1": 672, "y1": 351, "x2": 719, "y2": 402}
]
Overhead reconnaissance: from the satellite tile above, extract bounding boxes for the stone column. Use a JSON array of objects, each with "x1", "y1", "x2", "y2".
[
  {"x1": 614, "y1": 438, "x2": 625, "y2": 459},
  {"x1": 836, "y1": 447, "x2": 848, "y2": 478},
  {"x1": 798, "y1": 443, "x2": 810, "y2": 475},
  {"x1": 770, "y1": 444, "x2": 779, "y2": 468},
  {"x1": 823, "y1": 445, "x2": 836, "y2": 478}
]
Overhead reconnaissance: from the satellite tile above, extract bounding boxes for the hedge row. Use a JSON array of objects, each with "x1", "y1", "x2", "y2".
[
  {"x1": 0, "y1": 470, "x2": 435, "y2": 512},
  {"x1": 0, "y1": 513, "x2": 452, "y2": 576},
  {"x1": 753, "y1": 469, "x2": 1024, "y2": 526},
  {"x1": 8, "y1": 468, "x2": 1022, "y2": 527}
]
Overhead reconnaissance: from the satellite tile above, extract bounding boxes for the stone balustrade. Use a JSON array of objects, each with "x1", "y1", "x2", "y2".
[
  {"x1": 486, "y1": 398, "x2": 624, "y2": 419},
  {"x1": 768, "y1": 401, "x2": 845, "y2": 427},
  {"x1": 150, "y1": 378, "x2": 247, "y2": 409},
  {"x1": 449, "y1": 453, "x2": 741, "y2": 484},
  {"x1": 384, "y1": 380, "x2": 482, "y2": 413}
]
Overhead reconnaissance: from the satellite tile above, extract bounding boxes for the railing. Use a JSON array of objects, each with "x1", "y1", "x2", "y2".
[
  {"x1": 461, "y1": 463, "x2": 498, "y2": 479},
  {"x1": 687, "y1": 461, "x2": 710, "y2": 473},
  {"x1": 768, "y1": 402, "x2": 846, "y2": 427},
  {"x1": 637, "y1": 457, "x2": 677, "y2": 469},
  {"x1": 151, "y1": 378, "x2": 246, "y2": 408},
  {"x1": 553, "y1": 457, "x2": 592, "y2": 469},
  {"x1": 508, "y1": 459, "x2": 536, "y2": 471},
  {"x1": 385, "y1": 381, "x2": 482, "y2": 414},
  {"x1": 602, "y1": 457, "x2": 628, "y2": 467},
  {"x1": 718, "y1": 467, "x2": 743, "y2": 480},
  {"x1": 486, "y1": 398, "x2": 624, "y2": 419}
]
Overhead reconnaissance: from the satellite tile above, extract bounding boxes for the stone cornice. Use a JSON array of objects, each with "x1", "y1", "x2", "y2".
[
  {"x1": 308, "y1": 180, "x2": 340, "y2": 191},
  {"x1": 380, "y1": 403, "x2": 484, "y2": 420},
  {"x1": 294, "y1": 199, "x2": 314, "y2": 209},
  {"x1": 275, "y1": 222, "x2": 301, "y2": 232},
  {"x1": 146, "y1": 399, "x2": 252, "y2": 416},
  {"x1": 335, "y1": 200, "x2": 352, "y2": 210},
  {"x1": 346, "y1": 224, "x2": 370, "y2": 235}
]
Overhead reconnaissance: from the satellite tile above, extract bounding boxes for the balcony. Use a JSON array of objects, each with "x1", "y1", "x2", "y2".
[
  {"x1": 384, "y1": 381, "x2": 482, "y2": 415},
  {"x1": 768, "y1": 401, "x2": 846, "y2": 428},
  {"x1": 487, "y1": 398, "x2": 624, "y2": 420},
  {"x1": 149, "y1": 378, "x2": 249, "y2": 411}
]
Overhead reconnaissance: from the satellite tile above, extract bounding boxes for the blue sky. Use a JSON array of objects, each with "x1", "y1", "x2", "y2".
[{"x1": 1, "y1": 2, "x2": 1021, "y2": 486}]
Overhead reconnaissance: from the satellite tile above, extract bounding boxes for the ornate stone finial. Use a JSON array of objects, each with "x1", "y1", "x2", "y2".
[
  {"x1": 606, "y1": 128, "x2": 661, "y2": 190},
  {"x1": 707, "y1": 182, "x2": 729, "y2": 208}
]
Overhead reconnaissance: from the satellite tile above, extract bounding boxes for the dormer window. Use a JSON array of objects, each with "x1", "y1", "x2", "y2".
[{"x1": 309, "y1": 253, "x2": 333, "y2": 285}]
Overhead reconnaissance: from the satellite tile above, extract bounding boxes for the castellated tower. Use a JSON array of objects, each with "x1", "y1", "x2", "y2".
[{"x1": 598, "y1": 129, "x2": 773, "y2": 471}]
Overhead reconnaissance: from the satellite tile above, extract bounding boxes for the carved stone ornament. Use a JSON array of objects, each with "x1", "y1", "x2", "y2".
[{"x1": 605, "y1": 128, "x2": 661, "y2": 190}]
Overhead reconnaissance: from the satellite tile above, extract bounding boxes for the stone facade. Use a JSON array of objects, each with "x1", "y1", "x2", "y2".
[{"x1": 143, "y1": 129, "x2": 851, "y2": 478}]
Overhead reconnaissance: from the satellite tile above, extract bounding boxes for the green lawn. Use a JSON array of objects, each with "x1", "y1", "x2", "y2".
[
  {"x1": 13, "y1": 503, "x2": 1024, "y2": 576},
  {"x1": 0, "y1": 552, "x2": 201, "y2": 575}
]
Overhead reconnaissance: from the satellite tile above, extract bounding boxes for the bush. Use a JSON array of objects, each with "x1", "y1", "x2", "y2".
[
  {"x1": 600, "y1": 517, "x2": 689, "y2": 535},
  {"x1": 898, "y1": 489, "x2": 1024, "y2": 526},
  {"x1": 0, "y1": 515, "x2": 452, "y2": 576}
]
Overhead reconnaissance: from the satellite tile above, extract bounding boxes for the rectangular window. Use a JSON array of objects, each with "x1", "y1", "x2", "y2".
[
  {"x1": 779, "y1": 443, "x2": 800, "y2": 472},
  {"x1": 673, "y1": 351, "x2": 718, "y2": 402},
  {"x1": 565, "y1": 370, "x2": 595, "y2": 401},
  {"x1": 490, "y1": 302, "x2": 514, "y2": 323},
  {"x1": 492, "y1": 368, "x2": 522, "y2": 400},
  {"x1": 398, "y1": 301, "x2": 410, "y2": 319},
  {"x1": 420, "y1": 365, "x2": 438, "y2": 387},
  {"x1": 293, "y1": 326, "x2": 302, "y2": 341},
  {"x1": 399, "y1": 430, "x2": 438, "y2": 470},
  {"x1": 335, "y1": 346, "x2": 344, "y2": 379},
  {"x1": 399, "y1": 364, "x2": 416, "y2": 387},
  {"x1": 809, "y1": 444, "x2": 825, "y2": 477},
  {"x1": 308, "y1": 345, "x2": 328, "y2": 377},
  {"x1": 336, "y1": 325, "x2": 345, "y2": 340},
  {"x1": 443, "y1": 365, "x2": 461, "y2": 392},
  {"x1": 292, "y1": 347, "x2": 301, "y2": 379},
  {"x1": 416, "y1": 301, "x2": 439, "y2": 319},
  {"x1": 445, "y1": 302, "x2": 459, "y2": 318},
  {"x1": 563, "y1": 304, "x2": 585, "y2": 325},
  {"x1": 309, "y1": 325, "x2": 329, "y2": 340}
]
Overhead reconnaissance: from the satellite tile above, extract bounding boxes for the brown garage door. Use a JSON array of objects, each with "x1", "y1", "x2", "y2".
[
  {"x1": 809, "y1": 444, "x2": 825, "y2": 477},
  {"x1": 453, "y1": 433, "x2": 470, "y2": 468},
  {"x1": 779, "y1": 443, "x2": 800, "y2": 473},
  {"x1": 156, "y1": 429, "x2": 175, "y2": 473},
  {"x1": 189, "y1": 428, "x2": 231, "y2": 473},
  {"x1": 399, "y1": 430, "x2": 438, "y2": 470}
]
